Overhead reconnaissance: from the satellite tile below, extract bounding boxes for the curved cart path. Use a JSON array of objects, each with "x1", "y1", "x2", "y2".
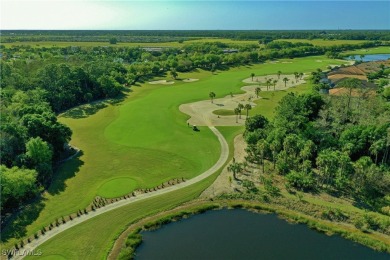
[
  {"x1": 179, "y1": 74, "x2": 306, "y2": 126},
  {"x1": 14, "y1": 126, "x2": 228, "y2": 260}
]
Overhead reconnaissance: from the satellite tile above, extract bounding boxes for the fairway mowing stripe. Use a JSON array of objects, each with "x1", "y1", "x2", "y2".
[{"x1": 12, "y1": 126, "x2": 228, "y2": 260}]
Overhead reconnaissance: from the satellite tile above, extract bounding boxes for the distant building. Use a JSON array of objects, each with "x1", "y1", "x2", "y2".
[
  {"x1": 141, "y1": 47, "x2": 164, "y2": 53},
  {"x1": 223, "y1": 49, "x2": 239, "y2": 53}
]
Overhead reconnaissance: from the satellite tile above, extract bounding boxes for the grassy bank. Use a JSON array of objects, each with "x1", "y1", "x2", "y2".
[
  {"x1": 116, "y1": 200, "x2": 390, "y2": 259},
  {"x1": 343, "y1": 46, "x2": 390, "y2": 55},
  {"x1": 276, "y1": 39, "x2": 369, "y2": 47},
  {"x1": 1, "y1": 38, "x2": 258, "y2": 49}
]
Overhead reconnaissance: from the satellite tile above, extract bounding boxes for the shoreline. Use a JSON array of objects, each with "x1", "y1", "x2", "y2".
[{"x1": 111, "y1": 199, "x2": 390, "y2": 259}]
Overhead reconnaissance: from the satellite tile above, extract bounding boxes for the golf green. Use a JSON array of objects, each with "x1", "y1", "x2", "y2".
[
  {"x1": 97, "y1": 177, "x2": 138, "y2": 198},
  {"x1": 1, "y1": 55, "x2": 347, "y2": 250}
]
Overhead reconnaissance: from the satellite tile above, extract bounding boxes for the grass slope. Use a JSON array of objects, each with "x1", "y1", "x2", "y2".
[
  {"x1": 2, "y1": 55, "x2": 347, "y2": 251},
  {"x1": 1, "y1": 38, "x2": 258, "y2": 49},
  {"x1": 25, "y1": 127, "x2": 244, "y2": 260},
  {"x1": 276, "y1": 38, "x2": 369, "y2": 46},
  {"x1": 343, "y1": 46, "x2": 390, "y2": 55}
]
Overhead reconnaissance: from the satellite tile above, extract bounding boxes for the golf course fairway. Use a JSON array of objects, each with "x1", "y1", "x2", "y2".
[{"x1": 2, "y1": 55, "x2": 347, "y2": 256}]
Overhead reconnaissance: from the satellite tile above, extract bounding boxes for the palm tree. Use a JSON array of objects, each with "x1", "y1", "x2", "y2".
[
  {"x1": 234, "y1": 107, "x2": 240, "y2": 123},
  {"x1": 266, "y1": 78, "x2": 272, "y2": 91},
  {"x1": 299, "y1": 72, "x2": 304, "y2": 80},
  {"x1": 228, "y1": 162, "x2": 243, "y2": 180},
  {"x1": 360, "y1": 54, "x2": 365, "y2": 62},
  {"x1": 283, "y1": 77, "x2": 289, "y2": 87},
  {"x1": 272, "y1": 79, "x2": 278, "y2": 91},
  {"x1": 255, "y1": 87, "x2": 261, "y2": 98},
  {"x1": 294, "y1": 72, "x2": 299, "y2": 82},
  {"x1": 257, "y1": 139, "x2": 268, "y2": 173},
  {"x1": 209, "y1": 92, "x2": 216, "y2": 103},
  {"x1": 250, "y1": 73, "x2": 255, "y2": 81},
  {"x1": 369, "y1": 140, "x2": 385, "y2": 164},
  {"x1": 244, "y1": 103, "x2": 252, "y2": 118},
  {"x1": 277, "y1": 70, "x2": 282, "y2": 79},
  {"x1": 269, "y1": 141, "x2": 281, "y2": 170},
  {"x1": 237, "y1": 103, "x2": 244, "y2": 119}
]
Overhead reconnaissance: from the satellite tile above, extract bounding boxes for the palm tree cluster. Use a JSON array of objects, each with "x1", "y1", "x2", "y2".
[{"x1": 234, "y1": 103, "x2": 252, "y2": 123}]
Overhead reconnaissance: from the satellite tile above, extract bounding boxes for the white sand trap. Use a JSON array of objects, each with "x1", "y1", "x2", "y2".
[
  {"x1": 281, "y1": 61, "x2": 292, "y2": 63},
  {"x1": 242, "y1": 74, "x2": 305, "y2": 85},
  {"x1": 182, "y1": 78, "x2": 199, "y2": 83},
  {"x1": 149, "y1": 80, "x2": 175, "y2": 85},
  {"x1": 180, "y1": 74, "x2": 306, "y2": 127},
  {"x1": 316, "y1": 60, "x2": 323, "y2": 62}
]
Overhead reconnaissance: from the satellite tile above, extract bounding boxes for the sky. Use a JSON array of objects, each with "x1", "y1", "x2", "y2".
[{"x1": 1, "y1": 1, "x2": 389, "y2": 30}]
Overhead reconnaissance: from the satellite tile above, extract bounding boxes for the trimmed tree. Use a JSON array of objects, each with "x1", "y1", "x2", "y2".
[
  {"x1": 237, "y1": 103, "x2": 244, "y2": 119},
  {"x1": 283, "y1": 77, "x2": 289, "y2": 87},
  {"x1": 234, "y1": 107, "x2": 240, "y2": 123},
  {"x1": 244, "y1": 103, "x2": 252, "y2": 118},
  {"x1": 272, "y1": 79, "x2": 278, "y2": 91},
  {"x1": 209, "y1": 92, "x2": 216, "y2": 103},
  {"x1": 255, "y1": 87, "x2": 261, "y2": 98}
]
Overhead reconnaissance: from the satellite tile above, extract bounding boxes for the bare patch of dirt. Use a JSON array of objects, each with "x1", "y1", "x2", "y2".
[{"x1": 200, "y1": 134, "x2": 247, "y2": 198}]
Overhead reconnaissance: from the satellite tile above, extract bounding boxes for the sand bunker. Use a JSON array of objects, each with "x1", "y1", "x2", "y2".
[
  {"x1": 180, "y1": 74, "x2": 306, "y2": 127},
  {"x1": 149, "y1": 80, "x2": 175, "y2": 85},
  {"x1": 242, "y1": 74, "x2": 305, "y2": 86},
  {"x1": 182, "y1": 78, "x2": 199, "y2": 83}
]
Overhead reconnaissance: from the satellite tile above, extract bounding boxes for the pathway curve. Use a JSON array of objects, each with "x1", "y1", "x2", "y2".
[
  {"x1": 14, "y1": 127, "x2": 229, "y2": 260},
  {"x1": 179, "y1": 74, "x2": 306, "y2": 126}
]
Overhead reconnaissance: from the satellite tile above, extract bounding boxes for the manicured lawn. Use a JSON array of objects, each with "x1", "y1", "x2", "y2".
[
  {"x1": 97, "y1": 177, "x2": 138, "y2": 198},
  {"x1": 3, "y1": 38, "x2": 371, "y2": 49},
  {"x1": 252, "y1": 82, "x2": 313, "y2": 119},
  {"x1": 343, "y1": 46, "x2": 390, "y2": 55},
  {"x1": 26, "y1": 126, "x2": 243, "y2": 260},
  {"x1": 1, "y1": 55, "x2": 347, "y2": 250},
  {"x1": 213, "y1": 109, "x2": 236, "y2": 116},
  {"x1": 27, "y1": 172, "x2": 220, "y2": 260},
  {"x1": 1, "y1": 38, "x2": 258, "y2": 49},
  {"x1": 276, "y1": 38, "x2": 368, "y2": 46}
]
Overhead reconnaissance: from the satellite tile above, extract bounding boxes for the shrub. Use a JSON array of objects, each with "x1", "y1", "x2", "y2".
[{"x1": 286, "y1": 170, "x2": 316, "y2": 191}]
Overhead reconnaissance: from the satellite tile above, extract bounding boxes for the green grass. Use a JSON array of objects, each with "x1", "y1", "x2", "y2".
[
  {"x1": 97, "y1": 177, "x2": 138, "y2": 198},
  {"x1": 343, "y1": 46, "x2": 390, "y2": 55},
  {"x1": 212, "y1": 109, "x2": 235, "y2": 116},
  {"x1": 252, "y1": 82, "x2": 313, "y2": 119},
  {"x1": 1, "y1": 38, "x2": 258, "y2": 49},
  {"x1": 26, "y1": 172, "x2": 220, "y2": 260},
  {"x1": 1, "y1": 55, "x2": 347, "y2": 251},
  {"x1": 26, "y1": 126, "x2": 241, "y2": 260},
  {"x1": 276, "y1": 38, "x2": 369, "y2": 47},
  {"x1": 2, "y1": 38, "x2": 372, "y2": 49}
]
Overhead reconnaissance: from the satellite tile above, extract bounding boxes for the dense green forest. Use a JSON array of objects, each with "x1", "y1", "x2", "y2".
[
  {"x1": 1, "y1": 32, "x2": 389, "y2": 219},
  {"x1": 2, "y1": 30, "x2": 390, "y2": 42},
  {"x1": 244, "y1": 86, "x2": 390, "y2": 212}
]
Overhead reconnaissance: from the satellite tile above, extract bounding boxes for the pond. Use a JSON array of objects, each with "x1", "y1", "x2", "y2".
[
  {"x1": 346, "y1": 54, "x2": 390, "y2": 62},
  {"x1": 135, "y1": 209, "x2": 389, "y2": 260}
]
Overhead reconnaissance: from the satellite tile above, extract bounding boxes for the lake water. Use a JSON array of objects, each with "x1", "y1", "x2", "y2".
[
  {"x1": 135, "y1": 209, "x2": 390, "y2": 260},
  {"x1": 347, "y1": 54, "x2": 390, "y2": 62}
]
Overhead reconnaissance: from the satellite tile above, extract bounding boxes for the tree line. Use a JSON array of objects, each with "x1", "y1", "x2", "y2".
[
  {"x1": 244, "y1": 84, "x2": 390, "y2": 211},
  {"x1": 0, "y1": 38, "x2": 386, "y2": 217},
  {"x1": 2, "y1": 30, "x2": 390, "y2": 42}
]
